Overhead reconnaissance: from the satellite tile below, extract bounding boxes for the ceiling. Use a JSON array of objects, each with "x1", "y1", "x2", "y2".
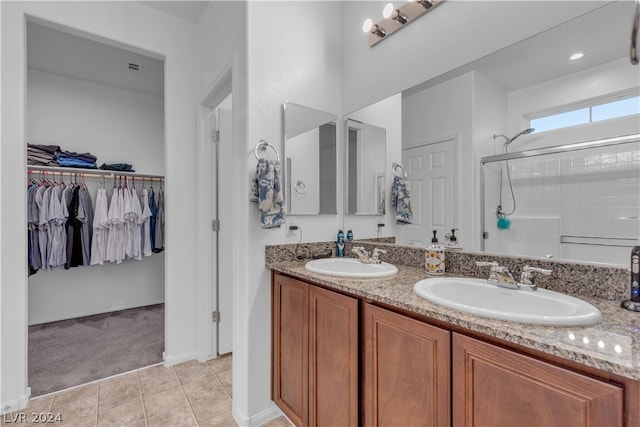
[
  {"x1": 406, "y1": 1, "x2": 632, "y2": 94},
  {"x1": 27, "y1": 22, "x2": 165, "y2": 97},
  {"x1": 139, "y1": 1, "x2": 210, "y2": 24}
]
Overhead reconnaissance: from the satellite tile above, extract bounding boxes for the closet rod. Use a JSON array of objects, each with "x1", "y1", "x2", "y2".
[{"x1": 27, "y1": 165, "x2": 164, "y2": 180}]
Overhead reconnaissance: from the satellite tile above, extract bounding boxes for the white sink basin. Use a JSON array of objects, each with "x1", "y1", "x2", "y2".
[
  {"x1": 413, "y1": 277, "x2": 602, "y2": 326},
  {"x1": 305, "y1": 258, "x2": 398, "y2": 278}
]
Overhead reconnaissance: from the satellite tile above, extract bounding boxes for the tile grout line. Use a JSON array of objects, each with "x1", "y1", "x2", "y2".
[
  {"x1": 173, "y1": 366, "x2": 201, "y2": 427},
  {"x1": 136, "y1": 371, "x2": 149, "y2": 427},
  {"x1": 208, "y1": 361, "x2": 232, "y2": 401},
  {"x1": 95, "y1": 381, "x2": 100, "y2": 427}
]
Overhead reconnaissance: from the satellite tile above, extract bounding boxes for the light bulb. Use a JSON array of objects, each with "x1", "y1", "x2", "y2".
[
  {"x1": 362, "y1": 18, "x2": 373, "y2": 33},
  {"x1": 383, "y1": 3, "x2": 394, "y2": 19},
  {"x1": 569, "y1": 52, "x2": 584, "y2": 61}
]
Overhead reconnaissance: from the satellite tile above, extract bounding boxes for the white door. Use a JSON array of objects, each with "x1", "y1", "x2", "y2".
[
  {"x1": 398, "y1": 139, "x2": 456, "y2": 247},
  {"x1": 216, "y1": 107, "x2": 233, "y2": 355}
]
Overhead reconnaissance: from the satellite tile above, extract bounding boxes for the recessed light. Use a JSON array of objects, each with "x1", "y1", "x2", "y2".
[{"x1": 569, "y1": 52, "x2": 585, "y2": 61}]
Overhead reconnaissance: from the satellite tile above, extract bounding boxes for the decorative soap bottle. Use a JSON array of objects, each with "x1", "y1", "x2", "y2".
[
  {"x1": 426, "y1": 230, "x2": 445, "y2": 275},
  {"x1": 337, "y1": 230, "x2": 345, "y2": 257},
  {"x1": 346, "y1": 229, "x2": 353, "y2": 242}
]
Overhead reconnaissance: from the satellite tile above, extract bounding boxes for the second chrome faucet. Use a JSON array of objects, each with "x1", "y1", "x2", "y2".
[
  {"x1": 476, "y1": 261, "x2": 551, "y2": 291},
  {"x1": 352, "y1": 247, "x2": 386, "y2": 264}
]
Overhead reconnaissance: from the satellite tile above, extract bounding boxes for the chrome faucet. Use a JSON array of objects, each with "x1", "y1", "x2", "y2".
[
  {"x1": 352, "y1": 247, "x2": 370, "y2": 263},
  {"x1": 519, "y1": 265, "x2": 552, "y2": 290},
  {"x1": 475, "y1": 261, "x2": 551, "y2": 291},
  {"x1": 370, "y1": 248, "x2": 387, "y2": 264},
  {"x1": 351, "y1": 247, "x2": 386, "y2": 264}
]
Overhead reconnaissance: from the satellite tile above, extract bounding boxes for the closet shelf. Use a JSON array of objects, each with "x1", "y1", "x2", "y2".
[{"x1": 27, "y1": 165, "x2": 164, "y2": 180}]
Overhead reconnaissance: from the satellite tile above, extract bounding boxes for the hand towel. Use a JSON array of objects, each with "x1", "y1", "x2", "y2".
[
  {"x1": 391, "y1": 175, "x2": 413, "y2": 224},
  {"x1": 250, "y1": 158, "x2": 285, "y2": 229}
]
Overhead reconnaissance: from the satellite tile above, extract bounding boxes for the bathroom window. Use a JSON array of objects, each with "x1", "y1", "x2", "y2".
[{"x1": 528, "y1": 94, "x2": 640, "y2": 133}]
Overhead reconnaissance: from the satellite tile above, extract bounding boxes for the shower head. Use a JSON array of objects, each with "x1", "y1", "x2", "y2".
[
  {"x1": 493, "y1": 128, "x2": 535, "y2": 148},
  {"x1": 508, "y1": 127, "x2": 535, "y2": 144}
]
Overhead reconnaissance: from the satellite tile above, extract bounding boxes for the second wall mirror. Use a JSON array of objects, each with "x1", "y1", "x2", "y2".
[
  {"x1": 283, "y1": 101, "x2": 337, "y2": 215},
  {"x1": 345, "y1": 119, "x2": 387, "y2": 215}
]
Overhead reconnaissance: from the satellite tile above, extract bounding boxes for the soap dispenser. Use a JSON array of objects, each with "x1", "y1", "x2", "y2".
[
  {"x1": 337, "y1": 230, "x2": 345, "y2": 257},
  {"x1": 621, "y1": 246, "x2": 640, "y2": 312},
  {"x1": 426, "y1": 230, "x2": 445, "y2": 275}
]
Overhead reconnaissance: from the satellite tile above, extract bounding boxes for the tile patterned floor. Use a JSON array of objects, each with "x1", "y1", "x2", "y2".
[{"x1": 2, "y1": 355, "x2": 292, "y2": 427}]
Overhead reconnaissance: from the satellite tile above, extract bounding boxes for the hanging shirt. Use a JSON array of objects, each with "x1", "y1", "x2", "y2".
[
  {"x1": 41, "y1": 186, "x2": 54, "y2": 269},
  {"x1": 140, "y1": 188, "x2": 152, "y2": 257},
  {"x1": 148, "y1": 187, "x2": 157, "y2": 252},
  {"x1": 35, "y1": 185, "x2": 49, "y2": 269},
  {"x1": 106, "y1": 187, "x2": 122, "y2": 263},
  {"x1": 122, "y1": 185, "x2": 135, "y2": 259},
  {"x1": 90, "y1": 188, "x2": 109, "y2": 266},
  {"x1": 130, "y1": 187, "x2": 143, "y2": 261},
  {"x1": 48, "y1": 185, "x2": 67, "y2": 268},
  {"x1": 65, "y1": 186, "x2": 84, "y2": 269},
  {"x1": 78, "y1": 187, "x2": 94, "y2": 266},
  {"x1": 153, "y1": 188, "x2": 164, "y2": 252}
]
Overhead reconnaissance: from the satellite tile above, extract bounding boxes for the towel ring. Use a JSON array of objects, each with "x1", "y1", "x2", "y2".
[
  {"x1": 254, "y1": 139, "x2": 280, "y2": 162},
  {"x1": 295, "y1": 180, "x2": 307, "y2": 195},
  {"x1": 392, "y1": 162, "x2": 408, "y2": 180}
]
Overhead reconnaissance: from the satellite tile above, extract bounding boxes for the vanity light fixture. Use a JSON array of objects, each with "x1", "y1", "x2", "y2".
[
  {"x1": 363, "y1": 0, "x2": 446, "y2": 47},
  {"x1": 392, "y1": 9, "x2": 408, "y2": 25},
  {"x1": 416, "y1": 0, "x2": 434, "y2": 8}
]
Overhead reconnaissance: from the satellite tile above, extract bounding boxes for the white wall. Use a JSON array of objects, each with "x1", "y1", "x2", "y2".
[
  {"x1": 27, "y1": 69, "x2": 165, "y2": 174},
  {"x1": 345, "y1": 93, "x2": 402, "y2": 239},
  {"x1": 26, "y1": 68, "x2": 165, "y2": 324},
  {"x1": 1, "y1": 1, "x2": 198, "y2": 413},
  {"x1": 244, "y1": 1, "x2": 343, "y2": 422},
  {"x1": 287, "y1": 128, "x2": 320, "y2": 214}
]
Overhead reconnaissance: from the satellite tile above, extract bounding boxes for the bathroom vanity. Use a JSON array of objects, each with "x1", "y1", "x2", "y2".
[{"x1": 268, "y1": 244, "x2": 639, "y2": 427}]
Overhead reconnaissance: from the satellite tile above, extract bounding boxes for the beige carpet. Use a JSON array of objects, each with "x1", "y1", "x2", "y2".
[{"x1": 28, "y1": 304, "x2": 164, "y2": 397}]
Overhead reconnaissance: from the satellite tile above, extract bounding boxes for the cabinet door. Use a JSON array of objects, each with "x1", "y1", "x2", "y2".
[
  {"x1": 453, "y1": 333, "x2": 623, "y2": 427},
  {"x1": 272, "y1": 274, "x2": 309, "y2": 427},
  {"x1": 363, "y1": 304, "x2": 451, "y2": 427},
  {"x1": 309, "y1": 286, "x2": 358, "y2": 427}
]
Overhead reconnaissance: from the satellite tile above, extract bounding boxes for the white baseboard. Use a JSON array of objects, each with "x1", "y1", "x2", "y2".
[
  {"x1": 232, "y1": 402, "x2": 284, "y2": 427},
  {"x1": 1, "y1": 387, "x2": 31, "y2": 415},
  {"x1": 163, "y1": 350, "x2": 197, "y2": 367}
]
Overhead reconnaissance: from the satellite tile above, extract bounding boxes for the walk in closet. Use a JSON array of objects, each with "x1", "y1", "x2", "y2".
[{"x1": 26, "y1": 21, "x2": 166, "y2": 396}]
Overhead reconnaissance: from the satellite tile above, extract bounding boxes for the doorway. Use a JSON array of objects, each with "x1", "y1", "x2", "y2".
[
  {"x1": 398, "y1": 138, "x2": 457, "y2": 246},
  {"x1": 25, "y1": 19, "x2": 166, "y2": 396},
  {"x1": 197, "y1": 69, "x2": 234, "y2": 360}
]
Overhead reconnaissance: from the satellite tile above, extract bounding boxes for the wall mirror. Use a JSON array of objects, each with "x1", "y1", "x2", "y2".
[
  {"x1": 345, "y1": 119, "x2": 387, "y2": 215},
  {"x1": 350, "y1": 1, "x2": 639, "y2": 266},
  {"x1": 283, "y1": 101, "x2": 337, "y2": 215}
]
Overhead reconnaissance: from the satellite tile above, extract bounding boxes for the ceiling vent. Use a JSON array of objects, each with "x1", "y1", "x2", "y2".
[{"x1": 127, "y1": 62, "x2": 141, "y2": 73}]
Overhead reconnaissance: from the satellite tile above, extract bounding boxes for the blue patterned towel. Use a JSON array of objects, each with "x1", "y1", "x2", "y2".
[
  {"x1": 391, "y1": 175, "x2": 412, "y2": 224},
  {"x1": 250, "y1": 159, "x2": 286, "y2": 228}
]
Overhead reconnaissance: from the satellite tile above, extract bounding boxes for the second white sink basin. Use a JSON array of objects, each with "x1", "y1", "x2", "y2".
[
  {"x1": 305, "y1": 258, "x2": 398, "y2": 278},
  {"x1": 413, "y1": 277, "x2": 602, "y2": 326}
]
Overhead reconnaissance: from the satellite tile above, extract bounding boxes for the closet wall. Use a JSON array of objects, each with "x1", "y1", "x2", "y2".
[{"x1": 27, "y1": 23, "x2": 165, "y2": 325}]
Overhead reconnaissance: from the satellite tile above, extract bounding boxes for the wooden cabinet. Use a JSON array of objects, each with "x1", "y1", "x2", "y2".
[
  {"x1": 363, "y1": 304, "x2": 450, "y2": 427},
  {"x1": 272, "y1": 273, "x2": 358, "y2": 427},
  {"x1": 452, "y1": 333, "x2": 624, "y2": 427},
  {"x1": 272, "y1": 271, "x2": 634, "y2": 426}
]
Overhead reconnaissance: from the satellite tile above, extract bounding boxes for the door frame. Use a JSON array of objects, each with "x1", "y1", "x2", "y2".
[{"x1": 196, "y1": 63, "x2": 232, "y2": 361}]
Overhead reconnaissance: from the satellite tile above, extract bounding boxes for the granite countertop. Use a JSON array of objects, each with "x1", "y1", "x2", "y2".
[{"x1": 267, "y1": 260, "x2": 640, "y2": 382}]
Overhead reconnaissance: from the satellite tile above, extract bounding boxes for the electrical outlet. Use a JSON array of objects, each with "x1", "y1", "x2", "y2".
[{"x1": 287, "y1": 225, "x2": 299, "y2": 235}]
